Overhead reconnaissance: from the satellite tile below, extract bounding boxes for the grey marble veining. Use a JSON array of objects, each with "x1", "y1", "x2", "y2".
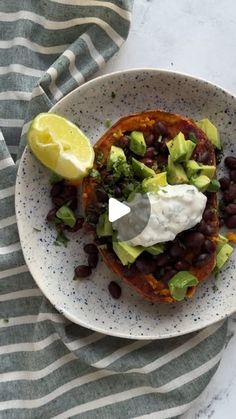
[{"x1": 98, "y1": 0, "x2": 236, "y2": 417}]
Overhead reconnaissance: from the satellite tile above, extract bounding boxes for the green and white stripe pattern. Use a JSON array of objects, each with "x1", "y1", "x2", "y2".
[{"x1": 0, "y1": 1, "x2": 227, "y2": 417}]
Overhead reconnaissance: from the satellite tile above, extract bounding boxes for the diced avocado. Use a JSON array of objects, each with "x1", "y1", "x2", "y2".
[
  {"x1": 216, "y1": 234, "x2": 228, "y2": 251},
  {"x1": 207, "y1": 179, "x2": 220, "y2": 192},
  {"x1": 107, "y1": 145, "x2": 126, "y2": 170},
  {"x1": 96, "y1": 213, "x2": 113, "y2": 237},
  {"x1": 168, "y1": 271, "x2": 199, "y2": 301},
  {"x1": 185, "y1": 160, "x2": 216, "y2": 180},
  {"x1": 129, "y1": 131, "x2": 147, "y2": 156},
  {"x1": 132, "y1": 157, "x2": 155, "y2": 179},
  {"x1": 167, "y1": 133, "x2": 195, "y2": 163},
  {"x1": 142, "y1": 172, "x2": 167, "y2": 192},
  {"x1": 146, "y1": 243, "x2": 165, "y2": 255},
  {"x1": 215, "y1": 243, "x2": 233, "y2": 270},
  {"x1": 190, "y1": 174, "x2": 210, "y2": 192},
  {"x1": 185, "y1": 140, "x2": 196, "y2": 160},
  {"x1": 167, "y1": 156, "x2": 189, "y2": 185},
  {"x1": 196, "y1": 118, "x2": 221, "y2": 150},
  {"x1": 112, "y1": 238, "x2": 143, "y2": 266},
  {"x1": 185, "y1": 160, "x2": 201, "y2": 178}
]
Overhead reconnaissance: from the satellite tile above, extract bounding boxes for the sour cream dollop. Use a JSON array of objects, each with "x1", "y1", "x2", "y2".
[{"x1": 113, "y1": 184, "x2": 207, "y2": 247}]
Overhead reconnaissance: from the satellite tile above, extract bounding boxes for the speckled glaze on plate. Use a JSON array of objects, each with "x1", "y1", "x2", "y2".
[{"x1": 16, "y1": 69, "x2": 236, "y2": 339}]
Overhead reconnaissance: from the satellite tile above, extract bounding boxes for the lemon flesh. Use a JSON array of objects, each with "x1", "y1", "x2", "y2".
[{"x1": 27, "y1": 113, "x2": 95, "y2": 180}]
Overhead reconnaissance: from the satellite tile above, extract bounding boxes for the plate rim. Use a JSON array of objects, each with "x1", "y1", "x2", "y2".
[{"x1": 16, "y1": 67, "x2": 236, "y2": 339}]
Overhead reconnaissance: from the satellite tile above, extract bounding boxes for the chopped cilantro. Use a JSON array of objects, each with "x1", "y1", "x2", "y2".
[
  {"x1": 96, "y1": 151, "x2": 104, "y2": 166},
  {"x1": 89, "y1": 169, "x2": 100, "y2": 178},
  {"x1": 56, "y1": 206, "x2": 76, "y2": 228},
  {"x1": 104, "y1": 119, "x2": 112, "y2": 128},
  {"x1": 54, "y1": 231, "x2": 69, "y2": 247}
]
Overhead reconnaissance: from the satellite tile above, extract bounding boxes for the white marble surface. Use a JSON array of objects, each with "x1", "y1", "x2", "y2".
[{"x1": 98, "y1": 0, "x2": 236, "y2": 417}]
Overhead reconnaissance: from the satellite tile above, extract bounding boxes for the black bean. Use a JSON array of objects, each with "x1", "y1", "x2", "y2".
[
  {"x1": 69, "y1": 197, "x2": 78, "y2": 211},
  {"x1": 145, "y1": 133, "x2": 155, "y2": 146},
  {"x1": 203, "y1": 209, "x2": 216, "y2": 222},
  {"x1": 219, "y1": 176, "x2": 230, "y2": 191},
  {"x1": 141, "y1": 158, "x2": 153, "y2": 167},
  {"x1": 84, "y1": 243, "x2": 98, "y2": 254},
  {"x1": 184, "y1": 232, "x2": 205, "y2": 252},
  {"x1": 52, "y1": 196, "x2": 66, "y2": 208},
  {"x1": 175, "y1": 260, "x2": 190, "y2": 271},
  {"x1": 197, "y1": 220, "x2": 216, "y2": 236},
  {"x1": 96, "y1": 188, "x2": 108, "y2": 203},
  {"x1": 116, "y1": 135, "x2": 129, "y2": 148},
  {"x1": 202, "y1": 239, "x2": 216, "y2": 253},
  {"x1": 114, "y1": 186, "x2": 122, "y2": 198},
  {"x1": 87, "y1": 212, "x2": 99, "y2": 224},
  {"x1": 169, "y1": 243, "x2": 185, "y2": 259},
  {"x1": 223, "y1": 183, "x2": 236, "y2": 202},
  {"x1": 145, "y1": 147, "x2": 156, "y2": 158},
  {"x1": 161, "y1": 269, "x2": 177, "y2": 283},
  {"x1": 136, "y1": 257, "x2": 156, "y2": 274},
  {"x1": 225, "y1": 156, "x2": 236, "y2": 169},
  {"x1": 230, "y1": 170, "x2": 236, "y2": 182},
  {"x1": 153, "y1": 121, "x2": 168, "y2": 136},
  {"x1": 192, "y1": 253, "x2": 211, "y2": 268},
  {"x1": 159, "y1": 137, "x2": 169, "y2": 153},
  {"x1": 196, "y1": 151, "x2": 210, "y2": 164},
  {"x1": 74, "y1": 265, "x2": 92, "y2": 278},
  {"x1": 50, "y1": 182, "x2": 63, "y2": 198},
  {"x1": 46, "y1": 208, "x2": 57, "y2": 221},
  {"x1": 88, "y1": 253, "x2": 98, "y2": 269},
  {"x1": 154, "y1": 253, "x2": 170, "y2": 267},
  {"x1": 225, "y1": 215, "x2": 236, "y2": 229},
  {"x1": 105, "y1": 174, "x2": 114, "y2": 185},
  {"x1": 108, "y1": 281, "x2": 121, "y2": 299},
  {"x1": 225, "y1": 203, "x2": 236, "y2": 215},
  {"x1": 62, "y1": 185, "x2": 77, "y2": 200}
]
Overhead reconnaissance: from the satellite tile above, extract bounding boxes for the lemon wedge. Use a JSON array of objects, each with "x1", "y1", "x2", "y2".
[{"x1": 27, "y1": 113, "x2": 95, "y2": 180}]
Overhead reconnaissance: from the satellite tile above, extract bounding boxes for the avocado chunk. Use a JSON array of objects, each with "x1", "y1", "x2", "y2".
[
  {"x1": 185, "y1": 140, "x2": 196, "y2": 160},
  {"x1": 207, "y1": 179, "x2": 220, "y2": 192},
  {"x1": 168, "y1": 271, "x2": 199, "y2": 301},
  {"x1": 167, "y1": 156, "x2": 189, "y2": 184},
  {"x1": 129, "y1": 131, "x2": 147, "y2": 156},
  {"x1": 146, "y1": 243, "x2": 165, "y2": 255},
  {"x1": 190, "y1": 174, "x2": 210, "y2": 191},
  {"x1": 96, "y1": 213, "x2": 113, "y2": 237},
  {"x1": 107, "y1": 146, "x2": 126, "y2": 170},
  {"x1": 185, "y1": 160, "x2": 216, "y2": 180},
  {"x1": 112, "y1": 238, "x2": 143, "y2": 266},
  {"x1": 127, "y1": 184, "x2": 142, "y2": 203},
  {"x1": 132, "y1": 157, "x2": 155, "y2": 179},
  {"x1": 167, "y1": 132, "x2": 196, "y2": 163},
  {"x1": 215, "y1": 243, "x2": 233, "y2": 270},
  {"x1": 196, "y1": 118, "x2": 221, "y2": 150},
  {"x1": 142, "y1": 172, "x2": 167, "y2": 192}
]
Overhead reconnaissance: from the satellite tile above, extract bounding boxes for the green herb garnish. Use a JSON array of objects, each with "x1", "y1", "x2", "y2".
[
  {"x1": 104, "y1": 119, "x2": 112, "y2": 128},
  {"x1": 188, "y1": 132, "x2": 197, "y2": 143},
  {"x1": 89, "y1": 169, "x2": 100, "y2": 178},
  {"x1": 54, "y1": 231, "x2": 70, "y2": 247},
  {"x1": 56, "y1": 206, "x2": 76, "y2": 228},
  {"x1": 96, "y1": 151, "x2": 104, "y2": 166}
]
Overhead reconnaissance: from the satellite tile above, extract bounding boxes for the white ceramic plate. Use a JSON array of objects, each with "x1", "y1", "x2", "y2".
[{"x1": 16, "y1": 69, "x2": 236, "y2": 339}]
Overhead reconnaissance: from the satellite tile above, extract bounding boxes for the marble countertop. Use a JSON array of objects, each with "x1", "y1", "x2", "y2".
[{"x1": 99, "y1": 0, "x2": 236, "y2": 417}]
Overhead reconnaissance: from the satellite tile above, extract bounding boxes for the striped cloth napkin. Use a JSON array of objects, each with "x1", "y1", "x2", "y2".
[{"x1": 0, "y1": 1, "x2": 227, "y2": 418}]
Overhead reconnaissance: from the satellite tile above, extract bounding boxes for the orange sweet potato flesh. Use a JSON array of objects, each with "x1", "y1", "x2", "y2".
[{"x1": 82, "y1": 110, "x2": 218, "y2": 303}]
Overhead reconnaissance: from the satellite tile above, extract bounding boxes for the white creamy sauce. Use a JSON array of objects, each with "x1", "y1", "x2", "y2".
[{"x1": 112, "y1": 184, "x2": 207, "y2": 247}]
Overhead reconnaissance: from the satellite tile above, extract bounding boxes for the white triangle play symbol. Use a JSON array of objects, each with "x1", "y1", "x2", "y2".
[{"x1": 108, "y1": 197, "x2": 131, "y2": 222}]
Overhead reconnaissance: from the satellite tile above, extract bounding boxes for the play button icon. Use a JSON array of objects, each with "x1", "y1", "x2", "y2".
[{"x1": 108, "y1": 197, "x2": 131, "y2": 222}]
